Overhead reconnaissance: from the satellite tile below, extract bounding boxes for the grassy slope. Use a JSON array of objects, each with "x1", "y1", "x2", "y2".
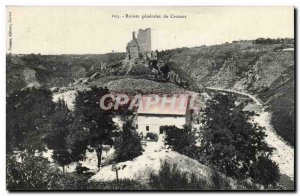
[{"x1": 162, "y1": 41, "x2": 295, "y2": 146}]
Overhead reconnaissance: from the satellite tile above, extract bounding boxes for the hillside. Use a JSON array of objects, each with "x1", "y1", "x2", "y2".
[
  {"x1": 158, "y1": 40, "x2": 294, "y2": 146},
  {"x1": 6, "y1": 39, "x2": 295, "y2": 190},
  {"x1": 6, "y1": 39, "x2": 295, "y2": 146},
  {"x1": 90, "y1": 139, "x2": 257, "y2": 190},
  {"x1": 6, "y1": 53, "x2": 126, "y2": 93}
]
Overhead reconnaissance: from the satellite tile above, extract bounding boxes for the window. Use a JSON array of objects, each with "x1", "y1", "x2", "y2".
[
  {"x1": 146, "y1": 126, "x2": 149, "y2": 131},
  {"x1": 136, "y1": 124, "x2": 138, "y2": 129}
]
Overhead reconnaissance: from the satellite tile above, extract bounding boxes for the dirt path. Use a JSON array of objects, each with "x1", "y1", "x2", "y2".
[
  {"x1": 206, "y1": 87, "x2": 294, "y2": 180},
  {"x1": 206, "y1": 87, "x2": 262, "y2": 105}
]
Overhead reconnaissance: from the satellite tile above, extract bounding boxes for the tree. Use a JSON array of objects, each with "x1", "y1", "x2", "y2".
[
  {"x1": 160, "y1": 62, "x2": 171, "y2": 77},
  {"x1": 201, "y1": 93, "x2": 275, "y2": 181},
  {"x1": 149, "y1": 161, "x2": 208, "y2": 190},
  {"x1": 6, "y1": 152, "x2": 59, "y2": 190},
  {"x1": 66, "y1": 114, "x2": 90, "y2": 164},
  {"x1": 6, "y1": 88, "x2": 55, "y2": 154},
  {"x1": 114, "y1": 98, "x2": 136, "y2": 122},
  {"x1": 250, "y1": 156, "x2": 280, "y2": 187},
  {"x1": 163, "y1": 125, "x2": 198, "y2": 158},
  {"x1": 74, "y1": 86, "x2": 116, "y2": 169},
  {"x1": 114, "y1": 120, "x2": 143, "y2": 162},
  {"x1": 43, "y1": 99, "x2": 73, "y2": 172}
]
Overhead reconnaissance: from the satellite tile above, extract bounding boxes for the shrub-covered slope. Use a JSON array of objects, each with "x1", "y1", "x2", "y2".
[
  {"x1": 6, "y1": 40, "x2": 295, "y2": 145},
  {"x1": 161, "y1": 40, "x2": 294, "y2": 146},
  {"x1": 6, "y1": 53, "x2": 126, "y2": 93}
]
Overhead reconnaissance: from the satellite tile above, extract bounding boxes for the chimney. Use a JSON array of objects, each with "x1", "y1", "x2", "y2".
[{"x1": 132, "y1": 31, "x2": 136, "y2": 40}]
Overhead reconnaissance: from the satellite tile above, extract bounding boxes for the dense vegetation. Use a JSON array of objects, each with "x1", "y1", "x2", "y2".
[
  {"x1": 6, "y1": 88, "x2": 55, "y2": 153},
  {"x1": 43, "y1": 99, "x2": 74, "y2": 172},
  {"x1": 163, "y1": 125, "x2": 197, "y2": 158},
  {"x1": 160, "y1": 39, "x2": 294, "y2": 146},
  {"x1": 163, "y1": 93, "x2": 280, "y2": 188},
  {"x1": 7, "y1": 152, "x2": 147, "y2": 190},
  {"x1": 114, "y1": 120, "x2": 143, "y2": 162},
  {"x1": 200, "y1": 93, "x2": 280, "y2": 186},
  {"x1": 149, "y1": 161, "x2": 209, "y2": 190},
  {"x1": 149, "y1": 160, "x2": 260, "y2": 190},
  {"x1": 7, "y1": 40, "x2": 294, "y2": 146},
  {"x1": 6, "y1": 86, "x2": 144, "y2": 190},
  {"x1": 73, "y1": 86, "x2": 116, "y2": 169},
  {"x1": 253, "y1": 38, "x2": 294, "y2": 45},
  {"x1": 6, "y1": 38, "x2": 293, "y2": 190}
]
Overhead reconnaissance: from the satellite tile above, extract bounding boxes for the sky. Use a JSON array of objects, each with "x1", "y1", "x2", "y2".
[{"x1": 6, "y1": 6, "x2": 294, "y2": 54}]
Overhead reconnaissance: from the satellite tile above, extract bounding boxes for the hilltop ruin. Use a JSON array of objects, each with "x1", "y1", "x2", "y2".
[{"x1": 126, "y1": 28, "x2": 152, "y2": 59}]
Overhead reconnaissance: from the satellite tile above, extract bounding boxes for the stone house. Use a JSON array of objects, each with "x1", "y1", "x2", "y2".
[{"x1": 137, "y1": 95, "x2": 192, "y2": 136}]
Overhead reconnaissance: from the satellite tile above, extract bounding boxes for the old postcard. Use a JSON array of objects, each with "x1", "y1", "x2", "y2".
[{"x1": 6, "y1": 7, "x2": 295, "y2": 191}]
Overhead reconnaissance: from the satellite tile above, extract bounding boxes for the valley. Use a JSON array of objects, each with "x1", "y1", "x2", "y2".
[
  {"x1": 6, "y1": 38, "x2": 295, "y2": 190},
  {"x1": 207, "y1": 87, "x2": 294, "y2": 183}
]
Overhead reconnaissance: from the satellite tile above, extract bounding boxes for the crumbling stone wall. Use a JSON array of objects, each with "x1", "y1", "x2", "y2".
[
  {"x1": 126, "y1": 28, "x2": 151, "y2": 59},
  {"x1": 127, "y1": 45, "x2": 139, "y2": 59},
  {"x1": 137, "y1": 28, "x2": 151, "y2": 53},
  {"x1": 126, "y1": 31, "x2": 140, "y2": 59}
]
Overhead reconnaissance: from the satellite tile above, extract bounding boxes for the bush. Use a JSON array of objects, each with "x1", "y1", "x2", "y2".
[
  {"x1": 6, "y1": 152, "x2": 148, "y2": 190},
  {"x1": 6, "y1": 153, "x2": 62, "y2": 190},
  {"x1": 145, "y1": 132, "x2": 158, "y2": 141},
  {"x1": 114, "y1": 120, "x2": 143, "y2": 162},
  {"x1": 87, "y1": 179, "x2": 149, "y2": 190},
  {"x1": 7, "y1": 155, "x2": 75, "y2": 190},
  {"x1": 163, "y1": 125, "x2": 198, "y2": 158},
  {"x1": 211, "y1": 169, "x2": 231, "y2": 190},
  {"x1": 250, "y1": 156, "x2": 280, "y2": 187},
  {"x1": 160, "y1": 61, "x2": 172, "y2": 77},
  {"x1": 6, "y1": 152, "x2": 95, "y2": 190},
  {"x1": 149, "y1": 161, "x2": 208, "y2": 190},
  {"x1": 253, "y1": 38, "x2": 285, "y2": 45},
  {"x1": 53, "y1": 173, "x2": 148, "y2": 190}
]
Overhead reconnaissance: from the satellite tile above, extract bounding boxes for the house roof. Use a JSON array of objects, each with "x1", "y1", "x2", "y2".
[{"x1": 137, "y1": 95, "x2": 190, "y2": 116}]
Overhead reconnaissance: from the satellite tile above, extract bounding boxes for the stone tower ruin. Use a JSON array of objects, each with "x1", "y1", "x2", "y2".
[
  {"x1": 137, "y1": 28, "x2": 151, "y2": 53},
  {"x1": 126, "y1": 28, "x2": 151, "y2": 59}
]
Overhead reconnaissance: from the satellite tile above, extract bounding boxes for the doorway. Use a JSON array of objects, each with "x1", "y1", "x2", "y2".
[{"x1": 159, "y1": 126, "x2": 164, "y2": 134}]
